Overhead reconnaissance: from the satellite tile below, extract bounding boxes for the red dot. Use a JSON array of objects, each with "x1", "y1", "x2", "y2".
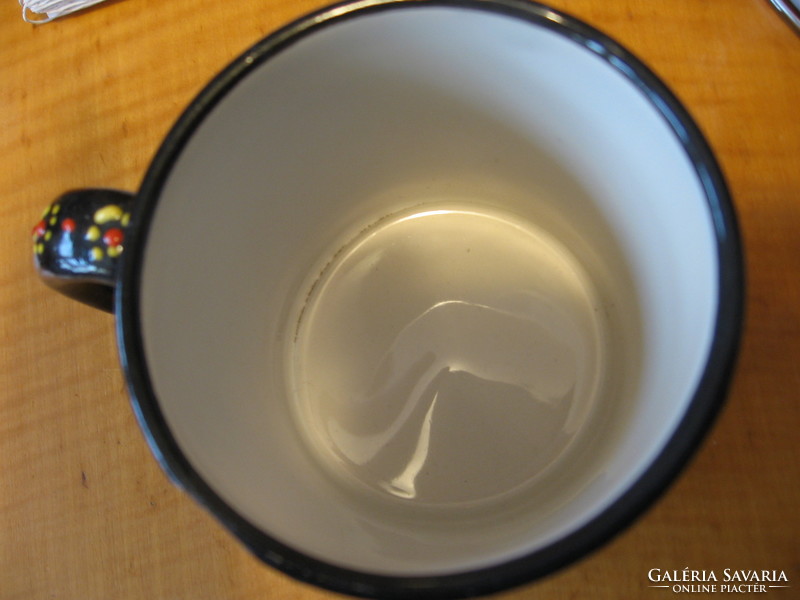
[
  {"x1": 61, "y1": 218, "x2": 77, "y2": 233},
  {"x1": 103, "y1": 228, "x2": 124, "y2": 247},
  {"x1": 32, "y1": 220, "x2": 47, "y2": 237}
]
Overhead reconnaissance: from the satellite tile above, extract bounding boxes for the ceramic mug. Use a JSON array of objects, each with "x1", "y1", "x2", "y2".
[{"x1": 32, "y1": 1, "x2": 744, "y2": 597}]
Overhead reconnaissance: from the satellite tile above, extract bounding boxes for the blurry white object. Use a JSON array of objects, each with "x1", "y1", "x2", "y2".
[
  {"x1": 20, "y1": 0, "x2": 109, "y2": 23},
  {"x1": 769, "y1": 0, "x2": 800, "y2": 34}
]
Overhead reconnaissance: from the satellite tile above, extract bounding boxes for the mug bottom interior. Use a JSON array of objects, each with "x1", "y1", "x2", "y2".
[{"x1": 288, "y1": 202, "x2": 607, "y2": 509}]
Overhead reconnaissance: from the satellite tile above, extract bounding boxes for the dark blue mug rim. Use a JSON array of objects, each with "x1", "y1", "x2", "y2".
[{"x1": 116, "y1": 1, "x2": 745, "y2": 598}]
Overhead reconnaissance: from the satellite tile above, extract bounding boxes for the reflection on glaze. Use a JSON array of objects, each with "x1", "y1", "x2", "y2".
[
  {"x1": 386, "y1": 392, "x2": 438, "y2": 499},
  {"x1": 289, "y1": 206, "x2": 606, "y2": 506}
]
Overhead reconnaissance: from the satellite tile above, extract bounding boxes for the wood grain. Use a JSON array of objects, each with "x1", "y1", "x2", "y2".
[{"x1": 1, "y1": 1, "x2": 798, "y2": 598}]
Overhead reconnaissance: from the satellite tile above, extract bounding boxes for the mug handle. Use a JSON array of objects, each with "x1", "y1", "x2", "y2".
[{"x1": 32, "y1": 189, "x2": 135, "y2": 313}]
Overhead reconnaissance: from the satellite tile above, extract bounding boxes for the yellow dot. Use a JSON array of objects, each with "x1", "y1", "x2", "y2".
[
  {"x1": 121, "y1": 212, "x2": 131, "y2": 227},
  {"x1": 107, "y1": 245, "x2": 123, "y2": 258},
  {"x1": 35, "y1": 243, "x2": 44, "y2": 255},
  {"x1": 44, "y1": 230, "x2": 52, "y2": 241},
  {"x1": 49, "y1": 216, "x2": 57, "y2": 226},
  {"x1": 90, "y1": 247, "x2": 104, "y2": 261},
  {"x1": 85, "y1": 225, "x2": 101, "y2": 242},
  {"x1": 94, "y1": 204, "x2": 123, "y2": 224},
  {"x1": 41, "y1": 206, "x2": 50, "y2": 218},
  {"x1": 51, "y1": 204, "x2": 61, "y2": 214}
]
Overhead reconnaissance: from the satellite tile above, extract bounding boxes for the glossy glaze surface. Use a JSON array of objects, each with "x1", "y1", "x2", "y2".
[
  {"x1": 135, "y1": 2, "x2": 724, "y2": 580},
  {"x1": 289, "y1": 205, "x2": 606, "y2": 506}
]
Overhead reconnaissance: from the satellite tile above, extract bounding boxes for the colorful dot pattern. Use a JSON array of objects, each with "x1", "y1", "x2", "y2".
[
  {"x1": 31, "y1": 191, "x2": 133, "y2": 293},
  {"x1": 33, "y1": 200, "x2": 130, "y2": 264}
]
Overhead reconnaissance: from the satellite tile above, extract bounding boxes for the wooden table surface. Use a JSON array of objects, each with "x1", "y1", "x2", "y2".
[{"x1": 2, "y1": 1, "x2": 799, "y2": 598}]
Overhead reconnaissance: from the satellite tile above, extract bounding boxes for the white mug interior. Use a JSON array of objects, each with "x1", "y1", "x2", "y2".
[{"x1": 134, "y1": 5, "x2": 719, "y2": 578}]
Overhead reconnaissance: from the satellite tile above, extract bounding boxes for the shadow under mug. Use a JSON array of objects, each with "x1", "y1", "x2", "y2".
[{"x1": 32, "y1": 1, "x2": 744, "y2": 598}]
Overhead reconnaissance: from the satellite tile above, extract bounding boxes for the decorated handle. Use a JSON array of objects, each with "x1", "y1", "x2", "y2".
[{"x1": 32, "y1": 189, "x2": 134, "y2": 312}]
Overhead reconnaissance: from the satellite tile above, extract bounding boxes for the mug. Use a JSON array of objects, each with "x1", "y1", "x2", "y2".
[{"x1": 32, "y1": 1, "x2": 744, "y2": 598}]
